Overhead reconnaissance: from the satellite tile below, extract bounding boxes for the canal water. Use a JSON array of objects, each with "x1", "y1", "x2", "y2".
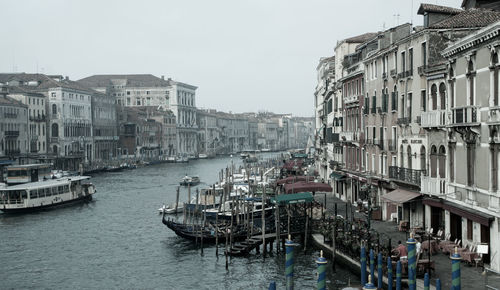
[{"x1": 0, "y1": 154, "x2": 358, "y2": 289}]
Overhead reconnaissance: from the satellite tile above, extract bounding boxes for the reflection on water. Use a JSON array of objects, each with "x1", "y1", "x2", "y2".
[{"x1": 0, "y1": 154, "x2": 358, "y2": 289}]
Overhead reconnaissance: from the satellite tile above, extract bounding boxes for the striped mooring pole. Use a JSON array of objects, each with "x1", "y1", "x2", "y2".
[
  {"x1": 361, "y1": 242, "x2": 367, "y2": 285},
  {"x1": 363, "y1": 274, "x2": 376, "y2": 290},
  {"x1": 424, "y1": 272, "x2": 430, "y2": 290},
  {"x1": 396, "y1": 260, "x2": 402, "y2": 290},
  {"x1": 316, "y1": 250, "x2": 327, "y2": 290},
  {"x1": 387, "y1": 256, "x2": 393, "y2": 290},
  {"x1": 436, "y1": 278, "x2": 442, "y2": 290},
  {"x1": 285, "y1": 236, "x2": 294, "y2": 290},
  {"x1": 369, "y1": 249, "x2": 375, "y2": 283},
  {"x1": 451, "y1": 247, "x2": 461, "y2": 290},
  {"x1": 268, "y1": 281, "x2": 276, "y2": 290},
  {"x1": 377, "y1": 252, "x2": 383, "y2": 289},
  {"x1": 407, "y1": 234, "x2": 417, "y2": 290}
]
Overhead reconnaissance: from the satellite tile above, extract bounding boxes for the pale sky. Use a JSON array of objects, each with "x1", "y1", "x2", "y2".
[{"x1": 1, "y1": 0, "x2": 461, "y2": 117}]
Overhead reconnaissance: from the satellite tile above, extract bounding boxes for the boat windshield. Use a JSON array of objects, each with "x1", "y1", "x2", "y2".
[{"x1": 0, "y1": 190, "x2": 27, "y2": 203}]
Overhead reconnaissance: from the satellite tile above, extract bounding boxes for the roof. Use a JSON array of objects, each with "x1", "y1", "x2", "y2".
[
  {"x1": 430, "y1": 8, "x2": 500, "y2": 29},
  {"x1": 382, "y1": 188, "x2": 421, "y2": 204},
  {"x1": 271, "y1": 192, "x2": 314, "y2": 205},
  {"x1": 423, "y1": 198, "x2": 494, "y2": 226},
  {"x1": 0, "y1": 95, "x2": 27, "y2": 107},
  {"x1": 0, "y1": 73, "x2": 95, "y2": 94},
  {"x1": 2, "y1": 176, "x2": 91, "y2": 190},
  {"x1": 344, "y1": 32, "x2": 378, "y2": 44},
  {"x1": 417, "y1": 3, "x2": 463, "y2": 15},
  {"x1": 78, "y1": 74, "x2": 171, "y2": 88}
]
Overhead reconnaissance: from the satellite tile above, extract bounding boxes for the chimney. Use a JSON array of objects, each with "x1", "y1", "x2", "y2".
[
  {"x1": 65, "y1": 76, "x2": 69, "y2": 81},
  {"x1": 168, "y1": 78, "x2": 172, "y2": 81},
  {"x1": 161, "y1": 75, "x2": 165, "y2": 80}
]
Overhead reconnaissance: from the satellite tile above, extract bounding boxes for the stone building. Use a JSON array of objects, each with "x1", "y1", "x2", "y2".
[
  {"x1": 0, "y1": 86, "x2": 28, "y2": 161},
  {"x1": 197, "y1": 109, "x2": 220, "y2": 157},
  {"x1": 92, "y1": 91, "x2": 118, "y2": 162},
  {"x1": 8, "y1": 86, "x2": 47, "y2": 156}
]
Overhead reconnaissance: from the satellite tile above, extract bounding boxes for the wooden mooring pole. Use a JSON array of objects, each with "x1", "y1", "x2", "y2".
[
  {"x1": 175, "y1": 186, "x2": 180, "y2": 215},
  {"x1": 262, "y1": 184, "x2": 266, "y2": 258}
]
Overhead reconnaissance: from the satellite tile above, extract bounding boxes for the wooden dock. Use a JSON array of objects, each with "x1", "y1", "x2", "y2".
[{"x1": 227, "y1": 232, "x2": 300, "y2": 256}]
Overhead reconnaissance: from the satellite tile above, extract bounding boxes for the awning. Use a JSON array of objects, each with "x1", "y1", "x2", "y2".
[
  {"x1": 330, "y1": 172, "x2": 346, "y2": 181},
  {"x1": 423, "y1": 198, "x2": 494, "y2": 226},
  {"x1": 382, "y1": 188, "x2": 421, "y2": 205},
  {"x1": 284, "y1": 181, "x2": 332, "y2": 194},
  {"x1": 277, "y1": 176, "x2": 315, "y2": 185},
  {"x1": 282, "y1": 160, "x2": 304, "y2": 171},
  {"x1": 271, "y1": 192, "x2": 314, "y2": 205}
]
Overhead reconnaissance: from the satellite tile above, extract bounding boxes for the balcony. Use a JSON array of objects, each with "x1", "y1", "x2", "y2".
[
  {"x1": 397, "y1": 117, "x2": 410, "y2": 126},
  {"x1": 4, "y1": 113, "x2": 17, "y2": 119},
  {"x1": 421, "y1": 175, "x2": 446, "y2": 196},
  {"x1": 5, "y1": 131, "x2": 19, "y2": 137},
  {"x1": 5, "y1": 149, "x2": 21, "y2": 155},
  {"x1": 421, "y1": 110, "x2": 447, "y2": 128},
  {"x1": 390, "y1": 69, "x2": 397, "y2": 78},
  {"x1": 339, "y1": 131, "x2": 354, "y2": 142},
  {"x1": 487, "y1": 107, "x2": 500, "y2": 123},
  {"x1": 382, "y1": 95, "x2": 389, "y2": 113},
  {"x1": 451, "y1": 106, "x2": 480, "y2": 126},
  {"x1": 344, "y1": 95, "x2": 359, "y2": 104},
  {"x1": 416, "y1": 116, "x2": 421, "y2": 125},
  {"x1": 406, "y1": 69, "x2": 413, "y2": 77},
  {"x1": 50, "y1": 137, "x2": 59, "y2": 143},
  {"x1": 389, "y1": 166, "x2": 426, "y2": 186},
  {"x1": 418, "y1": 65, "x2": 426, "y2": 76},
  {"x1": 29, "y1": 115, "x2": 46, "y2": 122}
]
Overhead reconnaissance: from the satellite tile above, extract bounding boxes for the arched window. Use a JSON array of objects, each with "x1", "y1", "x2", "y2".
[
  {"x1": 439, "y1": 146, "x2": 446, "y2": 178},
  {"x1": 431, "y1": 84, "x2": 438, "y2": 110},
  {"x1": 430, "y1": 145, "x2": 437, "y2": 178},
  {"x1": 52, "y1": 145, "x2": 58, "y2": 154},
  {"x1": 407, "y1": 145, "x2": 412, "y2": 169},
  {"x1": 51, "y1": 123, "x2": 59, "y2": 137},
  {"x1": 52, "y1": 104, "x2": 57, "y2": 115},
  {"x1": 449, "y1": 67, "x2": 455, "y2": 108},
  {"x1": 439, "y1": 83, "x2": 446, "y2": 110},
  {"x1": 420, "y1": 146, "x2": 426, "y2": 172}
]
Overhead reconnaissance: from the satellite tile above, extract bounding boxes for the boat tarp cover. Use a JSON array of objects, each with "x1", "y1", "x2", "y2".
[
  {"x1": 276, "y1": 176, "x2": 315, "y2": 185},
  {"x1": 271, "y1": 192, "x2": 313, "y2": 204},
  {"x1": 284, "y1": 181, "x2": 332, "y2": 194},
  {"x1": 291, "y1": 153, "x2": 308, "y2": 159},
  {"x1": 282, "y1": 160, "x2": 303, "y2": 170}
]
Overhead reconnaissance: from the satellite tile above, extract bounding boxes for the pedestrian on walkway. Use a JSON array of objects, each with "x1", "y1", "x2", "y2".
[{"x1": 392, "y1": 240, "x2": 408, "y2": 261}]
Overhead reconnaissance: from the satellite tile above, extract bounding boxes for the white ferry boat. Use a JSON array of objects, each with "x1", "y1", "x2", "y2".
[{"x1": 0, "y1": 164, "x2": 95, "y2": 213}]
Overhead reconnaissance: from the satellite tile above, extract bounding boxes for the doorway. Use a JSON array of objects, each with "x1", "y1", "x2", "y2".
[
  {"x1": 450, "y1": 213, "x2": 462, "y2": 241},
  {"x1": 481, "y1": 224, "x2": 491, "y2": 264}
]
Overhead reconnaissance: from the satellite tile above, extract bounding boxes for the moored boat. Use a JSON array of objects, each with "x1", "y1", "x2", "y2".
[{"x1": 179, "y1": 175, "x2": 200, "y2": 186}]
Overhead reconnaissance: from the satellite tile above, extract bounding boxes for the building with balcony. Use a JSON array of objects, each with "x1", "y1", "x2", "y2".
[
  {"x1": 426, "y1": 19, "x2": 500, "y2": 272},
  {"x1": 0, "y1": 86, "x2": 28, "y2": 161},
  {"x1": 8, "y1": 86, "x2": 47, "y2": 155},
  {"x1": 197, "y1": 109, "x2": 220, "y2": 157},
  {"x1": 91, "y1": 91, "x2": 118, "y2": 162}
]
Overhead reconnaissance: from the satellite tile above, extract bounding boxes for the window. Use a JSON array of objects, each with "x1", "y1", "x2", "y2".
[
  {"x1": 401, "y1": 51, "x2": 406, "y2": 72},
  {"x1": 52, "y1": 104, "x2": 57, "y2": 115},
  {"x1": 439, "y1": 83, "x2": 446, "y2": 110},
  {"x1": 449, "y1": 67, "x2": 455, "y2": 108},
  {"x1": 492, "y1": 143, "x2": 498, "y2": 191},
  {"x1": 467, "y1": 59, "x2": 475, "y2": 105},
  {"x1": 421, "y1": 42, "x2": 427, "y2": 66},
  {"x1": 407, "y1": 93, "x2": 412, "y2": 122},
  {"x1": 407, "y1": 145, "x2": 412, "y2": 169},
  {"x1": 409, "y1": 48, "x2": 413, "y2": 72},
  {"x1": 467, "y1": 143, "x2": 475, "y2": 186},
  {"x1": 467, "y1": 219, "x2": 473, "y2": 240},
  {"x1": 421, "y1": 90, "x2": 426, "y2": 112},
  {"x1": 431, "y1": 84, "x2": 437, "y2": 110}
]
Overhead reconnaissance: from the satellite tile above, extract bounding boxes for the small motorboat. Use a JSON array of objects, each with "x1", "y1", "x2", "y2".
[
  {"x1": 198, "y1": 154, "x2": 208, "y2": 159},
  {"x1": 158, "y1": 203, "x2": 184, "y2": 214},
  {"x1": 179, "y1": 175, "x2": 200, "y2": 186}
]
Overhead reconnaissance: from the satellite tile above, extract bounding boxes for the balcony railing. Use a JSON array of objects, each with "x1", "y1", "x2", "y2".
[
  {"x1": 29, "y1": 115, "x2": 46, "y2": 122},
  {"x1": 418, "y1": 65, "x2": 426, "y2": 76},
  {"x1": 389, "y1": 166, "x2": 426, "y2": 186},
  {"x1": 5, "y1": 149, "x2": 21, "y2": 155},
  {"x1": 344, "y1": 95, "x2": 359, "y2": 104},
  {"x1": 421, "y1": 110, "x2": 447, "y2": 128},
  {"x1": 339, "y1": 131, "x2": 354, "y2": 142},
  {"x1": 397, "y1": 117, "x2": 410, "y2": 125},
  {"x1": 451, "y1": 106, "x2": 479, "y2": 126},
  {"x1": 421, "y1": 175, "x2": 447, "y2": 196},
  {"x1": 50, "y1": 137, "x2": 59, "y2": 143},
  {"x1": 390, "y1": 69, "x2": 397, "y2": 78},
  {"x1": 5, "y1": 131, "x2": 19, "y2": 137}
]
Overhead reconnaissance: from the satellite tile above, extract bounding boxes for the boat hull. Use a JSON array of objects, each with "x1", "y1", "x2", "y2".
[{"x1": 0, "y1": 194, "x2": 93, "y2": 214}]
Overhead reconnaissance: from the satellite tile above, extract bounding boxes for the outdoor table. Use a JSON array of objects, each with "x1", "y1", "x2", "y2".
[
  {"x1": 461, "y1": 251, "x2": 479, "y2": 264},
  {"x1": 421, "y1": 240, "x2": 438, "y2": 255}
]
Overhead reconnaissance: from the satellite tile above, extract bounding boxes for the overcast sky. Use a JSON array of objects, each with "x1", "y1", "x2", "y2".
[{"x1": 1, "y1": 0, "x2": 461, "y2": 116}]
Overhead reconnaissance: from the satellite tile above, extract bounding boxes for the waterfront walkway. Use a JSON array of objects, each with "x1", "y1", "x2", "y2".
[{"x1": 315, "y1": 193, "x2": 500, "y2": 290}]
